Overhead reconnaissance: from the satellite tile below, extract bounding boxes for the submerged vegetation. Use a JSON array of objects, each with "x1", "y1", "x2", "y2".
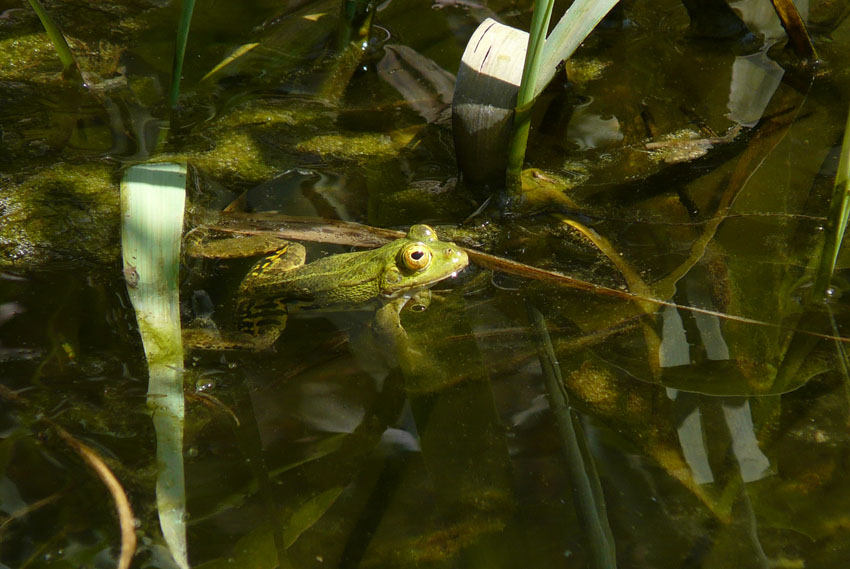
[{"x1": 2, "y1": 1, "x2": 850, "y2": 568}]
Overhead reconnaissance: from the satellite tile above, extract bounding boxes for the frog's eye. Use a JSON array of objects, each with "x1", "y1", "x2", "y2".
[
  {"x1": 400, "y1": 244, "x2": 432, "y2": 271},
  {"x1": 407, "y1": 224, "x2": 437, "y2": 242}
]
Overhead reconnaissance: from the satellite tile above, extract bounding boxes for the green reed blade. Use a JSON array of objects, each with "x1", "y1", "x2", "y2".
[
  {"x1": 120, "y1": 163, "x2": 189, "y2": 569},
  {"x1": 814, "y1": 106, "x2": 850, "y2": 295},
  {"x1": 507, "y1": 0, "x2": 619, "y2": 196},
  {"x1": 25, "y1": 0, "x2": 84, "y2": 86},
  {"x1": 169, "y1": 0, "x2": 196, "y2": 109},
  {"x1": 529, "y1": 305, "x2": 617, "y2": 569},
  {"x1": 506, "y1": 0, "x2": 555, "y2": 195},
  {"x1": 536, "y1": 0, "x2": 619, "y2": 100},
  {"x1": 827, "y1": 107, "x2": 850, "y2": 276},
  {"x1": 518, "y1": 0, "x2": 555, "y2": 110}
]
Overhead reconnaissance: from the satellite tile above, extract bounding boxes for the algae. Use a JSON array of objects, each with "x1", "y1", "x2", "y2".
[
  {"x1": 189, "y1": 131, "x2": 277, "y2": 184},
  {"x1": 296, "y1": 132, "x2": 397, "y2": 161},
  {"x1": 0, "y1": 162, "x2": 119, "y2": 267},
  {"x1": 0, "y1": 32, "x2": 65, "y2": 82}
]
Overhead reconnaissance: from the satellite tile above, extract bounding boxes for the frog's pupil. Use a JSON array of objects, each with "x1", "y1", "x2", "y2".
[{"x1": 412, "y1": 251, "x2": 423, "y2": 259}]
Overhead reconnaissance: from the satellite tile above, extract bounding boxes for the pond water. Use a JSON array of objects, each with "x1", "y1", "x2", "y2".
[{"x1": 2, "y1": 0, "x2": 850, "y2": 568}]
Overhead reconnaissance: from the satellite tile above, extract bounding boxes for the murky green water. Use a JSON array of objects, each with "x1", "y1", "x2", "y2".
[{"x1": 3, "y1": 0, "x2": 850, "y2": 567}]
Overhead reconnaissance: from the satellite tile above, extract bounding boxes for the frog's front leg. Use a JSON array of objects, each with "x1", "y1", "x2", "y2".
[
  {"x1": 371, "y1": 294, "x2": 437, "y2": 376},
  {"x1": 373, "y1": 297, "x2": 411, "y2": 350}
]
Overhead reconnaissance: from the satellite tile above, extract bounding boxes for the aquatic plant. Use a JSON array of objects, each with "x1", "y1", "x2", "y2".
[
  {"x1": 120, "y1": 163, "x2": 189, "y2": 569},
  {"x1": 25, "y1": 0, "x2": 84, "y2": 86},
  {"x1": 168, "y1": 0, "x2": 197, "y2": 109},
  {"x1": 507, "y1": 0, "x2": 619, "y2": 198}
]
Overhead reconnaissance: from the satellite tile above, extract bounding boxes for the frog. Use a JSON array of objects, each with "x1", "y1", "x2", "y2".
[{"x1": 187, "y1": 224, "x2": 469, "y2": 351}]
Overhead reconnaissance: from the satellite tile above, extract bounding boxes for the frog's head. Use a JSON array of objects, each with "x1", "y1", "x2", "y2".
[{"x1": 379, "y1": 224, "x2": 469, "y2": 297}]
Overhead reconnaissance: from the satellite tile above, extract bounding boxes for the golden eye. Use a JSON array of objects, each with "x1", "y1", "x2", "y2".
[{"x1": 400, "y1": 244, "x2": 432, "y2": 271}]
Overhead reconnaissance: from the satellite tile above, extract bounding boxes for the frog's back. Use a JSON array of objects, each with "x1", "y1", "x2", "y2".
[{"x1": 244, "y1": 248, "x2": 388, "y2": 307}]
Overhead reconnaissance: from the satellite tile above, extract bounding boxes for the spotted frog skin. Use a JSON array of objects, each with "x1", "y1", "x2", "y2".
[{"x1": 224, "y1": 224, "x2": 468, "y2": 350}]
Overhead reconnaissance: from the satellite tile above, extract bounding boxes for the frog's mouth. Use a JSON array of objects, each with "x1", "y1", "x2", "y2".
[{"x1": 382, "y1": 271, "x2": 458, "y2": 299}]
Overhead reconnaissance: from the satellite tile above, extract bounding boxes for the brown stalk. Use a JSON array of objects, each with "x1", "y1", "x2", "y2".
[
  {"x1": 0, "y1": 386, "x2": 136, "y2": 569},
  {"x1": 53, "y1": 426, "x2": 137, "y2": 569}
]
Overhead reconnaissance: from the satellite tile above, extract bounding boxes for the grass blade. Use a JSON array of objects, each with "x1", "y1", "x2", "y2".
[
  {"x1": 529, "y1": 305, "x2": 617, "y2": 568},
  {"x1": 536, "y1": 0, "x2": 620, "y2": 99},
  {"x1": 507, "y1": 0, "x2": 619, "y2": 196},
  {"x1": 816, "y1": 106, "x2": 850, "y2": 293},
  {"x1": 506, "y1": 0, "x2": 555, "y2": 194},
  {"x1": 120, "y1": 163, "x2": 188, "y2": 569},
  {"x1": 25, "y1": 0, "x2": 84, "y2": 87},
  {"x1": 169, "y1": 0, "x2": 196, "y2": 109}
]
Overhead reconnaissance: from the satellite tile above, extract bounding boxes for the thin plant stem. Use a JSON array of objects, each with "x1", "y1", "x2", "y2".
[
  {"x1": 529, "y1": 305, "x2": 617, "y2": 569},
  {"x1": 506, "y1": 0, "x2": 619, "y2": 199},
  {"x1": 770, "y1": 0, "x2": 817, "y2": 59},
  {"x1": 25, "y1": 0, "x2": 84, "y2": 87},
  {"x1": 54, "y1": 426, "x2": 137, "y2": 569},
  {"x1": 169, "y1": 0, "x2": 196, "y2": 109},
  {"x1": 814, "y1": 104, "x2": 850, "y2": 295},
  {"x1": 506, "y1": 0, "x2": 555, "y2": 199}
]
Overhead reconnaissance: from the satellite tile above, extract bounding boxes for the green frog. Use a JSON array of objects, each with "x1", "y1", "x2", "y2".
[{"x1": 189, "y1": 224, "x2": 469, "y2": 350}]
